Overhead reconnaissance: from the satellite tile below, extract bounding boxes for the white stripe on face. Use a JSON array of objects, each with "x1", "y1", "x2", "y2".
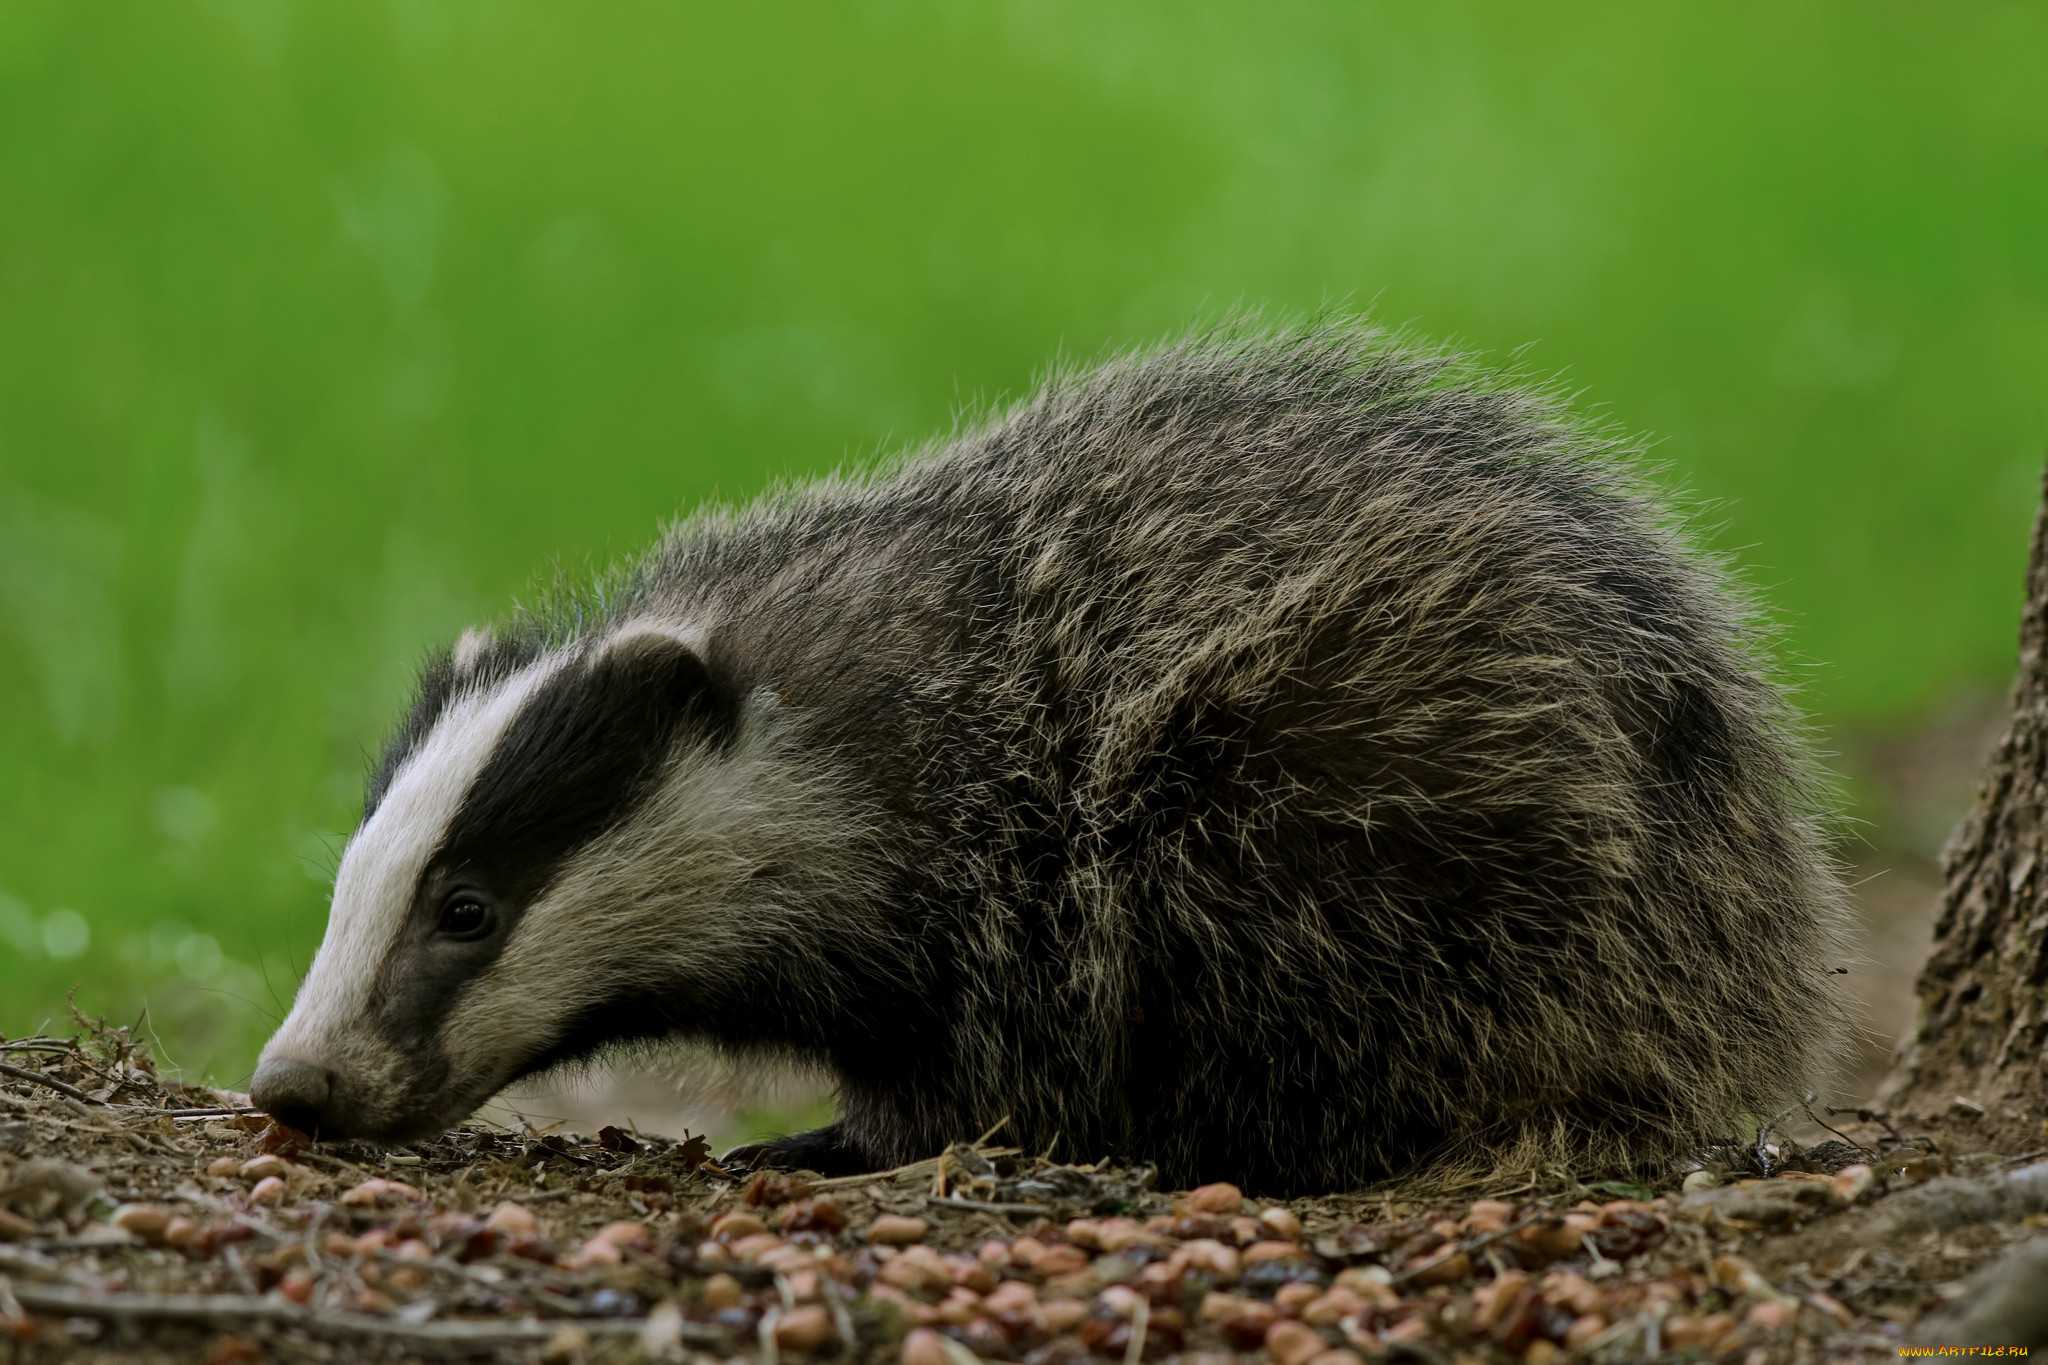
[{"x1": 263, "y1": 659, "x2": 560, "y2": 1064}]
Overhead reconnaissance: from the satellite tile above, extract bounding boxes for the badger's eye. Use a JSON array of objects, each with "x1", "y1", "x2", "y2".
[{"x1": 437, "y1": 898, "x2": 493, "y2": 940}]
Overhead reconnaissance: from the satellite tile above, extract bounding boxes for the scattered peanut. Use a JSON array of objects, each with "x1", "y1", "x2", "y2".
[
  {"x1": 478, "y1": 1202, "x2": 534, "y2": 1238},
  {"x1": 865, "y1": 1214, "x2": 930, "y2": 1245},
  {"x1": 113, "y1": 1202, "x2": 172, "y2": 1242},
  {"x1": 1256, "y1": 1206, "x2": 1303, "y2": 1242},
  {"x1": 1185, "y1": 1182, "x2": 1245, "y2": 1215},
  {"x1": 238, "y1": 1154, "x2": 286, "y2": 1182},
  {"x1": 773, "y1": 1303, "x2": 836, "y2": 1352},
  {"x1": 901, "y1": 1327, "x2": 950, "y2": 1365}
]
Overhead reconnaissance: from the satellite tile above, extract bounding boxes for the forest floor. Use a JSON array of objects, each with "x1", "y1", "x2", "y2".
[{"x1": 2, "y1": 1017, "x2": 2044, "y2": 1365}]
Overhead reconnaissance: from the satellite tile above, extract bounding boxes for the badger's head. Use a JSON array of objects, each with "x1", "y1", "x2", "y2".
[{"x1": 250, "y1": 621, "x2": 764, "y2": 1140}]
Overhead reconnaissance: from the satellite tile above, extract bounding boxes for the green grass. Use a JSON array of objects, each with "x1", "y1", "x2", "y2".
[{"x1": 1, "y1": 0, "x2": 2044, "y2": 1081}]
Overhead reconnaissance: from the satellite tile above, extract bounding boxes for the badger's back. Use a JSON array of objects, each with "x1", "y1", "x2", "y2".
[{"x1": 577, "y1": 325, "x2": 1847, "y2": 1191}]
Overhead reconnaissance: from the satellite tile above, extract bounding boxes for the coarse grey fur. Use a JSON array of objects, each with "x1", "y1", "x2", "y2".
[{"x1": 255, "y1": 320, "x2": 1851, "y2": 1195}]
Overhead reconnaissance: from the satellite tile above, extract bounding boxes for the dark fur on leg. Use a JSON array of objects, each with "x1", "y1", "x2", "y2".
[{"x1": 721, "y1": 1120, "x2": 874, "y2": 1178}]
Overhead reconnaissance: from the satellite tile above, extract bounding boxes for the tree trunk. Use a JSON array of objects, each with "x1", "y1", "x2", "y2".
[{"x1": 1881, "y1": 463, "x2": 2048, "y2": 1142}]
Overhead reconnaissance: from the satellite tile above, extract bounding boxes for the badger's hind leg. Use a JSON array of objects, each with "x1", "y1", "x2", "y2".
[{"x1": 721, "y1": 1120, "x2": 873, "y2": 1178}]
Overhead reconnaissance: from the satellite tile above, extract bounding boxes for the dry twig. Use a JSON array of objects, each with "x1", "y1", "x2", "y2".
[{"x1": 0, "y1": 1062, "x2": 99, "y2": 1105}]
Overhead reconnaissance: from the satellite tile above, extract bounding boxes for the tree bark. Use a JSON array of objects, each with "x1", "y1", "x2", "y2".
[{"x1": 1881, "y1": 464, "x2": 2048, "y2": 1141}]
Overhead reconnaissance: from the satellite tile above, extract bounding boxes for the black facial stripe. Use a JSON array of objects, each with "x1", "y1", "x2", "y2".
[
  {"x1": 364, "y1": 631, "x2": 549, "y2": 819},
  {"x1": 433, "y1": 638, "x2": 736, "y2": 904},
  {"x1": 362, "y1": 634, "x2": 739, "y2": 1065}
]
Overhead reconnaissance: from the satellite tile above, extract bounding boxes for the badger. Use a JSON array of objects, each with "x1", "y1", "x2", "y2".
[{"x1": 251, "y1": 321, "x2": 1849, "y2": 1193}]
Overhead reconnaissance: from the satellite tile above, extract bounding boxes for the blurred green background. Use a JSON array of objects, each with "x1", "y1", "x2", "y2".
[{"x1": 1, "y1": 0, "x2": 2044, "y2": 1087}]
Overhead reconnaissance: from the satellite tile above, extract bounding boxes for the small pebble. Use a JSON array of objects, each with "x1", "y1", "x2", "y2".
[{"x1": 586, "y1": 1287, "x2": 641, "y2": 1318}]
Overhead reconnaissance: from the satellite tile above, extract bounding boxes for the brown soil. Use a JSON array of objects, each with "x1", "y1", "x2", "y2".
[{"x1": 2, "y1": 1017, "x2": 2042, "y2": 1365}]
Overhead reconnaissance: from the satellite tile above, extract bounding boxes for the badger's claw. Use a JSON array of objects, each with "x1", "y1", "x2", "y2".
[{"x1": 720, "y1": 1120, "x2": 874, "y2": 1178}]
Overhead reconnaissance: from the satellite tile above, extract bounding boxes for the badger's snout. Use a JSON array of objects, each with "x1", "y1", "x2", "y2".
[{"x1": 250, "y1": 1057, "x2": 340, "y2": 1138}]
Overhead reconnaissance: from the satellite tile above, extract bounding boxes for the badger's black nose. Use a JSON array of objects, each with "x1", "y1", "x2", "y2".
[{"x1": 250, "y1": 1057, "x2": 338, "y2": 1137}]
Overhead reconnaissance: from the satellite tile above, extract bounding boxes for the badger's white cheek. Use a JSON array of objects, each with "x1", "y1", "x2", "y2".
[
  {"x1": 434, "y1": 887, "x2": 644, "y2": 1080},
  {"x1": 436, "y1": 957, "x2": 575, "y2": 1081}
]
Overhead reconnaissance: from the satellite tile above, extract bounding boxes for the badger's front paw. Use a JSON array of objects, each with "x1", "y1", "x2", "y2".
[{"x1": 721, "y1": 1120, "x2": 874, "y2": 1178}]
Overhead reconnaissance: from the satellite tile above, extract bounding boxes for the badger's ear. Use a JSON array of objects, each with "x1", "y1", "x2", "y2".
[
  {"x1": 592, "y1": 625, "x2": 736, "y2": 742},
  {"x1": 452, "y1": 627, "x2": 493, "y2": 672}
]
